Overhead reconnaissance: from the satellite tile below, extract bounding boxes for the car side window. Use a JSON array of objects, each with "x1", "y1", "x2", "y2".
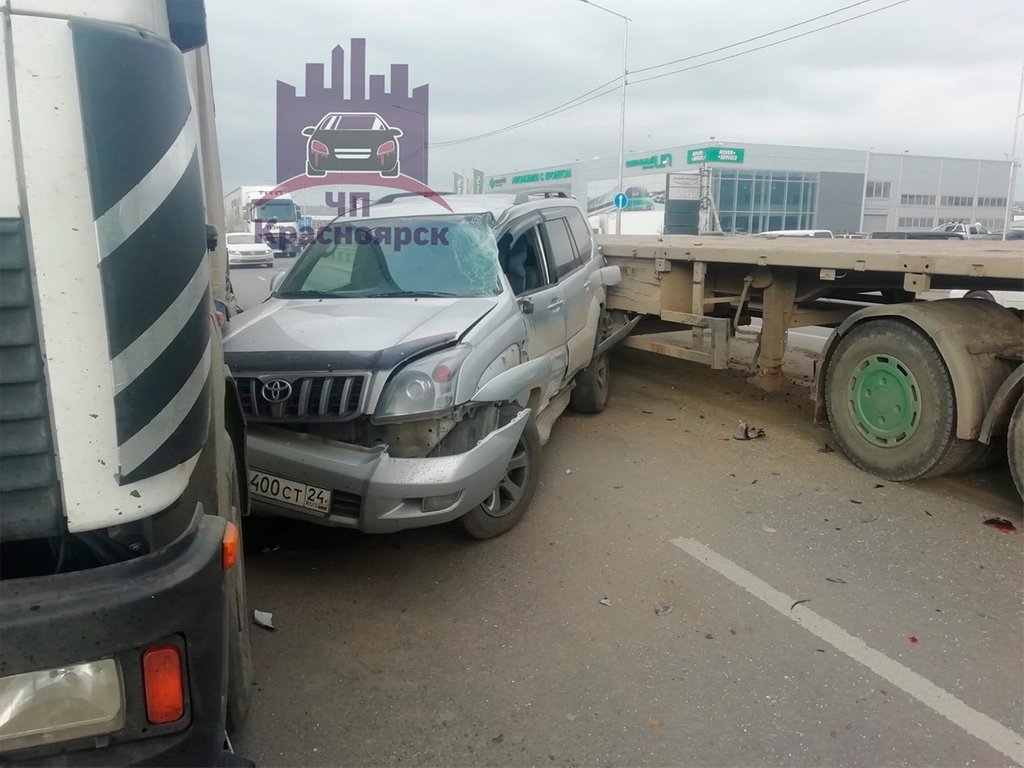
[
  {"x1": 565, "y1": 208, "x2": 593, "y2": 261},
  {"x1": 498, "y1": 227, "x2": 550, "y2": 296},
  {"x1": 541, "y1": 218, "x2": 581, "y2": 280}
]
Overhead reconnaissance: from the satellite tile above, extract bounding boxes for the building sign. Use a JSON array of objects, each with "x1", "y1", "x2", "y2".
[
  {"x1": 667, "y1": 172, "x2": 701, "y2": 201},
  {"x1": 686, "y1": 147, "x2": 745, "y2": 164},
  {"x1": 512, "y1": 168, "x2": 572, "y2": 184},
  {"x1": 626, "y1": 153, "x2": 672, "y2": 170},
  {"x1": 472, "y1": 169, "x2": 485, "y2": 194},
  {"x1": 489, "y1": 176, "x2": 507, "y2": 189}
]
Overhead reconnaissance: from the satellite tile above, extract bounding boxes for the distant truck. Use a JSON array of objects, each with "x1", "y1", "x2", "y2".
[
  {"x1": 872, "y1": 221, "x2": 994, "y2": 240},
  {"x1": 1, "y1": 2, "x2": 252, "y2": 764},
  {"x1": 224, "y1": 185, "x2": 302, "y2": 257}
]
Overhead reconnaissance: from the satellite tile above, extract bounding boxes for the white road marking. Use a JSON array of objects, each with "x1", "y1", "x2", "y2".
[{"x1": 670, "y1": 537, "x2": 1024, "y2": 764}]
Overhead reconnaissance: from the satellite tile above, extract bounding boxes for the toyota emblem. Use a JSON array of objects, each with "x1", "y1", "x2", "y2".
[{"x1": 261, "y1": 379, "x2": 292, "y2": 403}]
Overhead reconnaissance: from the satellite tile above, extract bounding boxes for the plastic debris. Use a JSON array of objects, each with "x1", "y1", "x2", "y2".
[
  {"x1": 565, "y1": 469, "x2": 572, "y2": 475},
  {"x1": 908, "y1": 636, "x2": 919, "y2": 644},
  {"x1": 654, "y1": 604, "x2": 673, "y2": 616},
  {"x1": 762, "y1": 525, "x2": 777, "y2": 533},
  {"x1": 850, "y1": 499, "x2": 862, "y2": 505},
  {"x1": 825, "y1": 577, "x2": 847, "y2": 584},
  {"x1": 599, "y1": 597, "x2": 611, "y2": 607},
  {"x1": 790, "y1": 599, "x2": 811, "y2": 611},
  {"x1": 734, "y1": 421, "x2": 766, "y2": 440},
  {"x1": 983, "y1": 518, "x2": 1016, "y2": 534},
  {"x1": 253, "y1": 610, "x2": 275, "y2": 630}
]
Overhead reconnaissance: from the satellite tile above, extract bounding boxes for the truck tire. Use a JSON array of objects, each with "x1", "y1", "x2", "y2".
[
  {"x1": 1009, "y1": 395, "x2": 1024, "y2": 500},
  {"x1": 225, "y1": 449, "x2": 253, "y2": 733},
  {"x1": 825, "y1": 319, "x2": 980, "y2": 480},
  {"x1": 461, "y1": 420, "x2": 541, "y2": 540},
  {"x1": 569, "y1": 352, "x2": 610, "y2": 414}
]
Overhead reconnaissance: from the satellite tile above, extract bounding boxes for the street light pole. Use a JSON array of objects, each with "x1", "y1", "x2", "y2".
[
  {"x1": 1002, "y1": 63, "x2": 1024, "y2": 241},
  {"x1": 578, "y1": 0, "x2": 629, "y2": 235}
]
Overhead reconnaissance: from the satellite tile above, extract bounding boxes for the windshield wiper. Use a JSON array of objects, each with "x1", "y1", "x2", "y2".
[
  {"x1": 275, "y1": 289, "x2": 342, "y2": 299},
  {"x1": 359, "y1": 290, "x2": 463, "y2": 298}
]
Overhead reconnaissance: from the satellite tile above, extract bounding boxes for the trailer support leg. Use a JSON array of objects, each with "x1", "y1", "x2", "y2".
[{"x1": 751, "y1": 269, "x2": 797, "y2": 392}]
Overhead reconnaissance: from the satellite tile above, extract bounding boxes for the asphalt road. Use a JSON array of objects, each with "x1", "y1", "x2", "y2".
[
  {"x1": 228, "y1": 256, "x2": 295, "y2": 312},
  {"x1": 232, "y1": 347, "x2": 1023, "y2": 767}
]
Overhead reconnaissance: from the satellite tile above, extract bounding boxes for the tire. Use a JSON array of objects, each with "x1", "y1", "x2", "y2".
[
  {"x1": 224, "y1": 449, "x2": 253, "y2": 733},
  {"x1": 460, "y1": 420, "x2": 541, "y2": 540},
  {"x1": 569, "y1": 352, "x2": 610, "y2": 414},
  {"x1": 1009, "y1": 395, "x2": 1024, "y2": 500},
  {"x1": 964, "y1": 290, "x2": 996, "y2": 302},
  {"x1": 824, "y1": 319, "x2": 979, "y2": 481}
]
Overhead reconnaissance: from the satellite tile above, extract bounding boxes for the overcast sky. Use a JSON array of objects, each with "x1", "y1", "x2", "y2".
[{"x1": 207, "y1": 0, "x2": 1024, "y2": 196}]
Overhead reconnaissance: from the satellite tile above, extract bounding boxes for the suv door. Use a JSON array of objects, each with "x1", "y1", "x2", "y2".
[
  {"x1": 497, "y1": 218, "x2": 568, "y2": 393},
  {"x1": 540, "y1": 208, "x2": 598, "y2": 376}
]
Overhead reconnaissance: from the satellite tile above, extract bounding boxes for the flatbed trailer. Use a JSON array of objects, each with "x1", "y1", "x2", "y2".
[{"x1": 598, "y1": 235, "x2": 1024, "y2": 494}]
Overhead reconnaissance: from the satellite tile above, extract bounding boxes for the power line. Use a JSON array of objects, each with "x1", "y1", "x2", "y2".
[
  {"x1": 429, "y1": 0, "x2": 911, "y2": 148},
  {"x1": 631, "y1": 0, "x2": 877, "y2": 75},
  {"x1": 631, "y1": 0, "x2": 912, "y2": 86},
  {"x1": 430, "y1": 76, "x2": 620, "y2": 147}
]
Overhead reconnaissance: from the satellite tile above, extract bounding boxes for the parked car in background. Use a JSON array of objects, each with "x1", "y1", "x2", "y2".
[
  {"x1": 623, "y1": 186, "x2": 655, "y2": 211},
  {"x1": 758, "y1": 229, "x2": 834, "y2": 239},
  {"x1": 226, "y1": 232, "x2": 275, "y2": 267},
  {"x1": 223, "y1": 192, "x2": 635, "y2": 539},
  {"x1": 930, "y1": 221, "x2": 994, "y2": 239}
]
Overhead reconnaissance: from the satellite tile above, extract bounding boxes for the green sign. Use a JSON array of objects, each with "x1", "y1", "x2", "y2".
[
  {"x1": 625, "y1": 153, "x2": 672, "y2": 170},
  {"x1": 489, "y1": 176, "x2": 507, "y2": 189},
  {"x1": 512, "y1": 168, "x2": 572, "y2": 184},
  {"x1": 686, "y1": 147, "x2": 745, "y2": 164}
]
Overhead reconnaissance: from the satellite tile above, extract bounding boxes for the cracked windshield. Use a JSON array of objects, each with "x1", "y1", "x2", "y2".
[{"x1": 0, "y1": 1, "x2": 1021, "y2": 768}]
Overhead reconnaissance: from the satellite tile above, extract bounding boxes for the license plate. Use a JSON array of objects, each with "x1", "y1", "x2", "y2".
[{"x1": 248, "y1": 470, "x2": 331, "y2": 515}]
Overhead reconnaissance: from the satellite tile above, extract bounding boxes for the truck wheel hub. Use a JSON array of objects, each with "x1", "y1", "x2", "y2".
[{"x1": 847, "y1": 354, "x2": 921, "y2": 447}]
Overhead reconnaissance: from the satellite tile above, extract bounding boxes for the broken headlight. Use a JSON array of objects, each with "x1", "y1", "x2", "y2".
[{"x1": 375, "y1": 344, "x2": 472, "y2": 420}]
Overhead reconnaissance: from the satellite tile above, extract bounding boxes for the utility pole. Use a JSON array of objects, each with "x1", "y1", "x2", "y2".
[
  {"x1": 1002, "y1": 63, "x2": 1024, "y2": 241},
  {"x1": 578, "y1": 0, "x2": 629, "y2": 234}
]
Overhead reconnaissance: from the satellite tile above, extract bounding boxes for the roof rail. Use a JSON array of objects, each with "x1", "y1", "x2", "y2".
[
  {"x1": 513, "y1": 189, "x2": 572, "y2": 205},
  {"x1": 374, "y1": 191, "x2": 453, "y2": 204}
]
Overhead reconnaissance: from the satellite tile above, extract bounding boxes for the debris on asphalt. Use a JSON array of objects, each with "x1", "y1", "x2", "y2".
[
  {"x1": 825, "y1": 577, "x2": 847, "y2": 584},
  {"x1": 642, "y1": 409, "x2": 654, "y2": 414},
  {"x1": 849, "y1": 499, "x2": 862, "y2": 505},
  {"x1": 666, "y1": 417, "x2": 677, "y2": 421},
  {"x1": 790, "y1": 599, "x2": 811, "y2": 611},
  {"x1": 983, "y1": 518, "x2": 1016, "y2": 533},
  {"x1": 253, "y1": 610, "x2": 275, "y2": 630},
  {"x1": 860, "y1": 515, "x2": 879, "y2": 524},
  {"x1": 261, "y1": 545, "x2": 281, "y2": 553},
  {"x1": 704, "y1": 631, "x2": 714, "y2": 639},
  {"x1": 818, "y1": 442, "x2": 834, "y2": 453},
  {"x1": 599, "y1": 597, "x2": 611, "y2": 607},
  {"x1": 874, "y1": 483, "x2": 885, "y2": 489},
  {"x1": 729, "y1": 628, "x2": 737, "y2": 635},
  {"x1": 734, "y1": 421, "x2": 766, "y2": 440},
  {"x1": 654, "y1": 604, "x2": 673, "y2": 616},
  {"x1": 762, "y1": 525, "x2": 777, "y2": 533},
  {"x1": 908, "y1": 636, "x2": 919, "y2": 644},
  {"x1": 565, "y1": 468, "x2": 572, "y2": 475},
  {"x1": 492, "y1": 733, "x2": 504, "y2": 744}
]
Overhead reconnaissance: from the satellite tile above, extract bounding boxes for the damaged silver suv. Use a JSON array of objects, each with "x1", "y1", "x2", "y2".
[{"x1": 223, "y1": 192, "x2": 633, "y2": 538}]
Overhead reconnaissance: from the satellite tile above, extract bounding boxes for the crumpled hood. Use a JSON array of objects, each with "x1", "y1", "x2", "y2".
[{"x1": 222, "y1": 296, "x2": 498, "y2": 356}]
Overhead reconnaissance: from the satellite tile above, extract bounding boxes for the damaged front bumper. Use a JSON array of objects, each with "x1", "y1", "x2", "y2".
[{"x1": 245, "y1": 410, "x2": 529, "y2": 532}]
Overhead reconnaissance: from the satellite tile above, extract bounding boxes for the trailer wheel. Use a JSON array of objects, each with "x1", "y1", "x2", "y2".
[
  {"x1": 225, "y1": 448, "x2": 253, "y2": 732},
  {"x1": 825, "y1": 319, "x2": 979, "y2": 480},
  {"x1": 1009, "y1": 395, "x2": 1024, "y2": 500},
  {"x1": 569, "y1": 352, "x2": 610, "y2": 414}
]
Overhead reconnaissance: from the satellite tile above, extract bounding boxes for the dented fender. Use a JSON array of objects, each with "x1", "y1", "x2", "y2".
[{"x1": 472, "y1": 356, "x2": 557, "y2": 406}]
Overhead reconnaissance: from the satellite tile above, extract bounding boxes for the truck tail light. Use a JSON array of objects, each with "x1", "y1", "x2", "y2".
[
  {"x1": 222, "y1": 521, "x2": 239, "y2": 571},
  {"x1": 142, "y1": 646, "x2": 184, "y2": 724}
]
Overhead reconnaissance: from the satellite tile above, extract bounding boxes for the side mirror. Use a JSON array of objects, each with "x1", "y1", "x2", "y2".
[
  {"x1": 301, "y1": 127, "x2": 315, "y2": 137},
  {"x1": 391, "y1": 128, "x2": 403, "y2": 138},
  {"x1": 270, "y1": 271, "x2": 288, "y2": 294},
  {"x1": 598, "y1": 265, "x2": 621, "y2": 287},
  {"x1": 205, "y1": 224, "x2": 218, "y2": 252},
  {"x1": 517, "y1": 297, "x2": 534, "y2": 315}
]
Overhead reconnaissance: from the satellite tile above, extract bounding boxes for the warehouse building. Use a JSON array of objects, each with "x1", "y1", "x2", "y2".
[{"x1": 484, "y1": 142, "x2": 1013, "y2": 235}]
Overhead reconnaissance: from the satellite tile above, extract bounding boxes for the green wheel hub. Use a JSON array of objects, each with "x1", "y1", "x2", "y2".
[{"x1": 846, "y1": 353, "x2": 921, "y2": 448}]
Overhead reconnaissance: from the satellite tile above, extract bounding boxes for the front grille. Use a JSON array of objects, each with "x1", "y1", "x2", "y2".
[
  {"x1": 236, "y1": 374, "x2": 366, "y2": 422},
  {"x1": 330, "y1": 489, "x2": 362, "y2": 519}
]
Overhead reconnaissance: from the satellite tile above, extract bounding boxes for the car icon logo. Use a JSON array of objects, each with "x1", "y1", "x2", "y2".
[
  {"x1": 261, "y1": 379, "x2": 293, "y2": 403},
  {"x1": 301, "y1": 111, "x2": 403, "y2": 179}
]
